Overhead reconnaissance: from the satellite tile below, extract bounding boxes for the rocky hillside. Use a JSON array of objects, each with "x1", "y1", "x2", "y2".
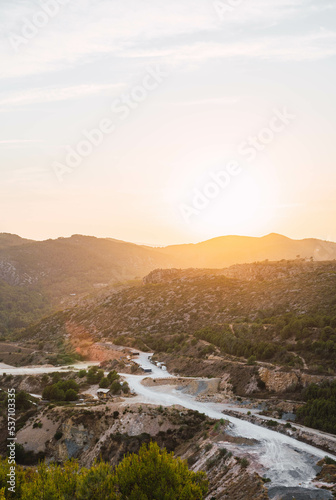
[
  {"x1": 0, "y1": 234, "x2": 177, "y2": 335},
  {"x1": 0, "y1": 234, "x2": 176, "y2": 296},
  {"x1": 21, "y1": 260, "x2": 336, "y2": 374},
  {"x1": 2, "y1": 232, "x2": 336, "y2": 299},
  {"x1": 0, "y1": 395, "x2": 269, "y2": 499},
  {"x1": 1, "y1": 232, "x2": 336, "y2": 336}
]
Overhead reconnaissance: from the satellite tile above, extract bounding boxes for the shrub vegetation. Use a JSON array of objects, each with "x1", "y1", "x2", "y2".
[{"x1": 0, "y1": 442, "x2": 208, "y2": 499}]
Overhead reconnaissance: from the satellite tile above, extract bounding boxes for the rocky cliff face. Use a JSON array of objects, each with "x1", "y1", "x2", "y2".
[
  {"x1": 0, "y1": 260, "x2": 22, "y2": 286},
  {"x1": 258, "y1": 367, "x2": 331, "y2": 393},
  {"x1": 176, "y1": 426, "x2": 269, "y2": 499},
  {"x1": 16, "y1": 402, "x2": 212, "y2": 466}
]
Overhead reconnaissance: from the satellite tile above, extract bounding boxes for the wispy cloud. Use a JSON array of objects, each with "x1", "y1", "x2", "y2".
[
  {"x1": 166, "y1": 97, "x2": 239, "y2": 107},
  {"x1": 212, "y1": 0, "x2": 335, "y2": 25},
  {"x1": 2, "y1": 166, "x2": 51, "y2": 186},
  {"x1": 127, "y1": 31, "x2": 336, "y2": 63},
  {"x1": 0, "y1": 139, "x2": 43, "y2": 144},
  {"x1": 0, "y1": 140, "x2": 46, "y2": 150},
  {"x1": 0, "y1": 0, "x2": 335, "y2": 80},
  {"x1": 0, "y1": 139, "x2": 48, "y2": 150},
  {"x1": 0, "y1": 83, "x2": 125, "y2": 107}
]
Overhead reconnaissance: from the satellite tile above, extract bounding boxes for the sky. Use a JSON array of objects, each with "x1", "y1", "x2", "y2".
[{"x1": 0, "y1": 0, "x2": 336, "y2": 245}]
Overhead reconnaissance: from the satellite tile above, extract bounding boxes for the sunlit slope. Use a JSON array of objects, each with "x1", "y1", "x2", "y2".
[
  {"x1": 1, "y1": 232, "x2": 336, "y2": 335},
  {"x1": 155, "y1": 233, "x2": 336, "y2": 268},
  {"x1": 22, "y1": 260, "x2": 336, "y2": 374},
  {"x1": 0, "y1": 234, "x2": 178, "y2": 299}
]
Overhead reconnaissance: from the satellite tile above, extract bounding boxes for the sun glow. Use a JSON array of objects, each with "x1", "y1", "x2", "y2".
[
  {"x1": 202, "y1": 175, "x2": 275, "y2": 232},
  {"x1": 172, "y1": 160, "x2": 279, "y2": 238}
]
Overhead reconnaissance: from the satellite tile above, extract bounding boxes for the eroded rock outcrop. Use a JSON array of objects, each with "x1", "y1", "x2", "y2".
[{"x1": 258, "y1": 367, "x2": 330, "y2": 393}]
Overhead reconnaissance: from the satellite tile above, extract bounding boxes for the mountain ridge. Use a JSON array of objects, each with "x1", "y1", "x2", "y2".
[
  {"x1": 1, "y1": 232, "x2": 336, "y2": 295},
  {"x1": 1, "y1": 231, "x2": 336, "y2": 335}
]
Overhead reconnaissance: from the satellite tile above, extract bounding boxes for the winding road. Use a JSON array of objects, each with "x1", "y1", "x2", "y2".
[
  {"x1": 122, "y1": 352, "x2": 335, "y2": 499},
  {"x1": 1, "y1": 353, "x2": 335, "y2": 498}
]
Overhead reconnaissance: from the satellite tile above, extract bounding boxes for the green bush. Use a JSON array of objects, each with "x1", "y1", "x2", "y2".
[
  {"x1": 296, "y1": 381, "x2": 336, "y2": 434},
  {"x1": 247, "y1": 355, "x2": 256, "y2": 366},
  {"x1": 54, "y1": 430, "x2": 63, "y2": 441},
  {"x1": 11, "y1": 392, "x2": 33, "y2": 412},
  {"x1": 0, "y1": 442, "x2": 208, "y2": 499},
  {"x1": 65, "y1": 389, "x2": 78, "y2": 401},
  {"x1": 114, "y1": 442, "x2": 208, "y2": 499},
  {"x1": 239, "y1": 457, "x2": 249, "y2": 468},
  {"x1": 121, "y1": 382, "x2": 130, "y2": 394},
  {"x1": 110, "y1": 381, "x2": 122, "y2": 395},
  {"x1": 107, "y1": 371, "x2": 119, "y2": 383},
  {"x1": 266, "y1": 420, "x2": 278, "y2": 427},
  {"x1": 99, "y1": 377, "x2": 110, "y2": 389},
  {"x1": 87, "y1": 367, "x2": 104, "y2": 385},
  {"x1": 42, "y1": 379, "x2": 79, "y2": 402}
]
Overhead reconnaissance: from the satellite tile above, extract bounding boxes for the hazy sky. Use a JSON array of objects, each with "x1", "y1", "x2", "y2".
[{"x1": 1, "y1": 0, "x2": 336, "y2": 245}]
